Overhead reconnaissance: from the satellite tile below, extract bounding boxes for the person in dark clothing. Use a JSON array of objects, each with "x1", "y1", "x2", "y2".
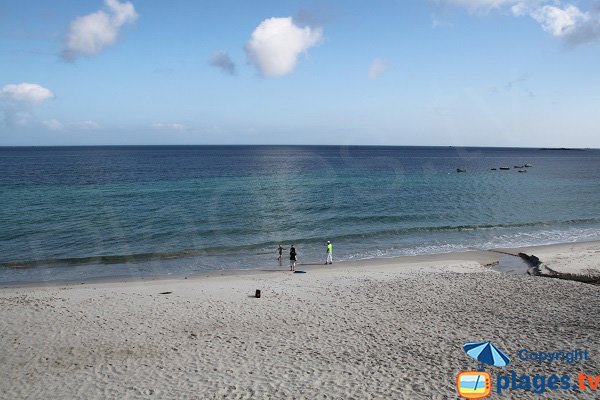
[
  {"x1": 289, "y1": 245, "x2": 297, "y2": 272},
  {"x1": 277, "y1": 244, "x2": 286, "y2": 263}
]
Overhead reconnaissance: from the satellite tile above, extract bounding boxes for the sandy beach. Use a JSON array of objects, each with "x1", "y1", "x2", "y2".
[{"x1": 1, "y1": 241, "x2": 599, "y2": 399}]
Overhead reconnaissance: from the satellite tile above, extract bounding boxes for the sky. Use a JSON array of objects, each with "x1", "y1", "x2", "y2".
[{"x1": 1, "y1": 0, "x2": 599, "y2": 147}]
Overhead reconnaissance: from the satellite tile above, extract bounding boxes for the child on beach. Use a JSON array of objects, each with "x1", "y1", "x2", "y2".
[
  {"x1": 289, "y1": 245, "x2": 297, "y2": 271},
  {"x1": 277, "y1": 244, "x2": 285, "y2": 263}
]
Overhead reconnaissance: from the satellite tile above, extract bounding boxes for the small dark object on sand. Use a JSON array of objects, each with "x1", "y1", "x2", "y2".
[
  {"x1": 159, "y1": 291, "x2": 173, "y2": 295},
  {"x1": 255, "y1": 290, "x2": 261, "y2": 298}
]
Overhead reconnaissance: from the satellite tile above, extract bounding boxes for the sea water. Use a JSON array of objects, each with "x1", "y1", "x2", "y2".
[{"x1": 1, "y1": 145, "x2": 600, "y2": 283}]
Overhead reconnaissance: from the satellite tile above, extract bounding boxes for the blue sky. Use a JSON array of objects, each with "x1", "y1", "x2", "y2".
[{"x1": 1, "y1": 0, "x2": 599, "y2": 147}]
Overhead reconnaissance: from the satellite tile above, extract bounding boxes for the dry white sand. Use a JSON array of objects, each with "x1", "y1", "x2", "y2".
[{"x1": 1, "y1": 243, "x2": 599, "y2": 399}]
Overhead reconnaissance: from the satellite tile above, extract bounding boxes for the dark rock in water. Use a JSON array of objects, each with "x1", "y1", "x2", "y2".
[
  {"x1": 491, "y1": 168, "x2": 497, "y2": 170},
  {"x1": 456, "y1": 168, "x2": 466, "y2": 173},
  {"x1": 499, "y1": 167, "x2": 510, "y2": 170},
  {"x1": 519, "y1": 252, "x2": 600, "y2": 285},
  {"x1": 518, "y1": 253, "x2": 541, "y2": 267},
  {"x1": 518, "y1": 253, "x2": 542, "y2": 276}
]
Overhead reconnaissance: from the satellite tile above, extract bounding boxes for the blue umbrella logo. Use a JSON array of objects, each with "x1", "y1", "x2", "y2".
[{"x1": 463, "y1": 341, "x2": 510, "y2": 368}]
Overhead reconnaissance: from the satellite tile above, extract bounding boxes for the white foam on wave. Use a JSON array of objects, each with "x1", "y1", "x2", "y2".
[
  {"x1": 340, "y1": 227, "x2": 600, "y2": 262},
  {"x1": 479, "y1": 227, "x2": 600, "y2": 250}
]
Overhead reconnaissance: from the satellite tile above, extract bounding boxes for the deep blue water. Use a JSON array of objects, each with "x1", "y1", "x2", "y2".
[{"x1": 1, "y1": 145, "x2": 600, "y2": 283}]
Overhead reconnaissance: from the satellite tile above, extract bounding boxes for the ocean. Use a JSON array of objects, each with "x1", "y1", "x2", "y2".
[{"x1": 1, "y1": 145, "x2": 600, "y2": 284}]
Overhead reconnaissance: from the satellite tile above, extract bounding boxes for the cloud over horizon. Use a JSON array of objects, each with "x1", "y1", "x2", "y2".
[
  {"x1": 62, "y1": 0, "x2": 138, "y2": 61},
  {"x1": 43, "y1": 119, "x2": 64, "y2": 131},
  {"x1": 151, "y1": 122, "x2": 186, "y2": 131},
  {"x1": 1, "y1": 83, "x2": 54, "y2": 127},
  {"x1": 0, "y1": 82, "x2": 54, "y2": 105},
  {"x1": 72, "y1": 120, "x2": 101, "y2": 130},
  {"x1": 245, "y1": 17, "x2": 322, "y2": 78}
]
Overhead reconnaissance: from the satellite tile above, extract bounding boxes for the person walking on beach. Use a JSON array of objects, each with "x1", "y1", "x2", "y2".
[
  {"x1": 325, "y1": 240, "x2": 333, "y2": 265},
  {"x1": 289, "y1": 245, "x2": 297, "y2": 272},
  {"x1": 277, "y1": 244, "x2": 285, "y2": 263}
]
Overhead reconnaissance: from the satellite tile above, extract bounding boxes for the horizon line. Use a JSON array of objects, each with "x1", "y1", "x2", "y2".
[{"x1": 0, "y1": 144, "x2": 597, "y2": 150}]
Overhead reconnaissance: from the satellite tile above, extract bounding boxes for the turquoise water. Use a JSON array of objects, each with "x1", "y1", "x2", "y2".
[{"x1": 1, "y1": 145, "x2": 599, "y2": 283}]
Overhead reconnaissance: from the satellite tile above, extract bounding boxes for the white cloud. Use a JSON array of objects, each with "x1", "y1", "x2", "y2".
[
  {"x1": 0, "y1": 83, "x2": 54, "y2": 105},
  {"x1": 530, "y1": 4, "x2": 589, "y2": 37},
  {"x1": 510, "y1": 2, "x2": 530, "y2": 16},
  {"x1": 368, "y1": 58, "x2": 388, "y2": 80},
  {"x1": 520, "y1": 3, "x2": 600, "y2": 45},
  {"x1": 0, "y1": 83, "x2": 54, "y2": 127},
  {"x1": 62, "y1": 0, "x2": 138, "y2": 61},
  {"x1": 43, "y1": 119, "x2": 64, "y2": 131},
  {"x1": 151, "y1": 123, "x2": 186, "y2": 130},
  {"x1": 437, "y1": 0, "x2": 600, "y2": 46},
  {"x1": 245, "y1": 17, "x2": 322, "y2": 78}
]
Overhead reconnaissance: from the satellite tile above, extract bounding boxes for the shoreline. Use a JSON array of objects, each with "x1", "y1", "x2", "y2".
[
  {"x1": 1, "y1": 238, "x2": 599, "y2": 398},
  {"x1": 3, "y1": 239, "x2": 599, "y2": 289}
]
